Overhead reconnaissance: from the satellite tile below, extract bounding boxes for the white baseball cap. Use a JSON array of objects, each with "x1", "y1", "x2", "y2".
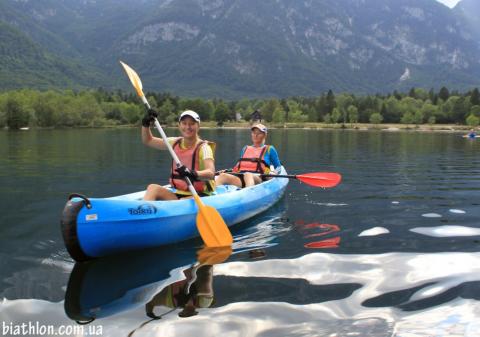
[
  {"x1": 179, "y1": 110, "x2": 200, "y2": 123},
  {"x1": 251, "y1": 123, "x2": 267, "y2": 134}
]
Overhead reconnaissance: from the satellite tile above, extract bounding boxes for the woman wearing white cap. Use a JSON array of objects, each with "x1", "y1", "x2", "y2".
[
  {"x1": 141, "y1": 109, "x2": 216, "y2": 200},
  {"x1": 216, "y1": 123, "x2": 281, "y2": 188}
]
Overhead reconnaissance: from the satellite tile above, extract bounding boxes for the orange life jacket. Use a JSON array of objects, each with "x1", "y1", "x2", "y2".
[
  {"x1": 170, "y1": 139, "x2": 215, "y2": 194},
  {"x1": 233, "y1": 145, "x2": 270, "y2": 174}
]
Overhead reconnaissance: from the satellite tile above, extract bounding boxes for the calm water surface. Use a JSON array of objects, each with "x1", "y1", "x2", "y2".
[{"x1": 0, "y1": 128, "x2": 479, "y2": 337}]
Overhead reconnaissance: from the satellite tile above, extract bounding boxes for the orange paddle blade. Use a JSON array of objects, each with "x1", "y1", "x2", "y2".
[
  {"x1": 119, "y1": 61, "x2": 144, "y2": 98},
  {"x1": 296, "y1": 172, "x2": 342, "y2": 188},
  {"x1": 195, "y1": 195, "x2": 233, "y2": 247},
  {"x1": 197, "y1": 246, "x2": 232, "y2": 265}
]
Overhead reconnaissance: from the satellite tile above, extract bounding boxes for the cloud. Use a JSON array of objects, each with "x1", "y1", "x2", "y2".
[{"x1": 435, "y1": 0, "x2": 461, "y2": 8}]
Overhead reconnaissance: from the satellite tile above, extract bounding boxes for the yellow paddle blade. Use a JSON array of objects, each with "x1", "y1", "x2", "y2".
[
  {"x1": 196, "y1": 246, "x2": 232, "y2": 265},
  {"x1": 195, "y1": 195, "x2": 233, "y2": 247},
  {"x1": 119, "y1": 61, "x2": 144, "y2": 98}
]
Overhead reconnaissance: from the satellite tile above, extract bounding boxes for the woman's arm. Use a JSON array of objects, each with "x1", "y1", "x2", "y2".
[
  {"x1": 141, "y1": 126, "x2": 170, "y2": 150},
  {"x1": 269, "y1": 146, "x2": 282, "y2": 169},
  {"x1": 196, "y1": 158, "x2": 215, "y2": 180}
]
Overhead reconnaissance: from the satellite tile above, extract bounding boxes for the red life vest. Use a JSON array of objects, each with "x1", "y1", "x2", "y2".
[
  {"x1": 170, "y1": 139, "x2": 215, "y2": 194},
  {"x1": 233, "y1": 145, "x2": 270, "y2": 174}
]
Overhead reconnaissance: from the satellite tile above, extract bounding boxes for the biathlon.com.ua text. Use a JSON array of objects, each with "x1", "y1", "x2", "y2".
[{"x1": 2, "y1": 321, "x2": 103, "y2": 336}]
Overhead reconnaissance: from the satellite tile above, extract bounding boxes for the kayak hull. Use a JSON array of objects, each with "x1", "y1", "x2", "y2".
[{"x1": 61, "y1": 167, "x2": 288, "y2": 261}]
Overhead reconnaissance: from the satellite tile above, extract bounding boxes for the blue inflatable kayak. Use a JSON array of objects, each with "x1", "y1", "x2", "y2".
[{"x1": 61, "y1": 167, "x2": 288, "y2": 261}]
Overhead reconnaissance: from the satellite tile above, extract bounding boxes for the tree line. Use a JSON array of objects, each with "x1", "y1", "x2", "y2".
[{"x1": 1, "y1": 86, "x2": 479, "y2": 129}]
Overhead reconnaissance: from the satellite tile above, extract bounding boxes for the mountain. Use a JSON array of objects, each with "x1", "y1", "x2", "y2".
[
  {"x1": 1, "y1": 0, "x2": 479, "y2": 98},
  {"x1": 454, "y1": 0, "x2": 480, "y2": 38},
  {"x1": 0, "y1": 20, "x2": 109, "y2": 90}
]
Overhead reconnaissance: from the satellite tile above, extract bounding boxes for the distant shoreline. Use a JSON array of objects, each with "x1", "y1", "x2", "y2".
[
  {"x1": 207, "y1": 122, "x2": 476, "y2": 133},
  {"x1": 2, "y1": 123, "x2": 476, "y2": 133}
]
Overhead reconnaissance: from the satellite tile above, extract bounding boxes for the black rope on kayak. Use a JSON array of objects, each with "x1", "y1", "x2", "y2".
[{"x1": 68, "y1": 193, "x2": 92, "y2": 209}]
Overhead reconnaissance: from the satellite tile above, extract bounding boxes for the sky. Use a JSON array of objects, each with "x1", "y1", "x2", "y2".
[{"x1": 435, "y1": 0, "x2": 461, "y2": 8}]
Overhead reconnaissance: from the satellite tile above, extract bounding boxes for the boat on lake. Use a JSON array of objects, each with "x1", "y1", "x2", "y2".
[{"x1": 61, "y1": 167, "x2": 289, "y2": 261}]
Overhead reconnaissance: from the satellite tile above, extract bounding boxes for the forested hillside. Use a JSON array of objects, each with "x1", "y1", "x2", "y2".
[
  {"x1": 0, "y1": 0, "x2": 479, "y2": 97},
  {"x1": 1, "y1": 87, "x2": 479, "y2": 129}
]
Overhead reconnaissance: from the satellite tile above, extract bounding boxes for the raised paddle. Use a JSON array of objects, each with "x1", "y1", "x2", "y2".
[
  {"x1": 119, "y1": 61, "x2": 233, "y2": 248},
  {"x1": 221, "y1": 171, "x2": 342, "y2": 188}
]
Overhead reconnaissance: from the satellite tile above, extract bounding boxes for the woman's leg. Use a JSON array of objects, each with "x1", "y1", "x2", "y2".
[
  {"x1": 143, "y1": 184, "x2": 178, "y2": 201},
  {"x1": 215, "y1": 173, "x2": 243, "y2": 188},
  {"x1": 243, "y1": 173, "x2": 262, "y2": 187}
]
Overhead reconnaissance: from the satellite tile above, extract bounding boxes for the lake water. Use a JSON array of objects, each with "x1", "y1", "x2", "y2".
[{"x1": 0, "y1": 128, "x2": 479, "y2": 337}]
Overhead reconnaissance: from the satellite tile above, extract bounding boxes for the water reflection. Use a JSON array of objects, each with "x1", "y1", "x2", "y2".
[
  {"x1": 295, "y1": 222, "x2": 342, "y2": 249},
  {"x1": 1, "y1": 252, "x2": 479, "y2": 336},
  {"x1": 64, "y1": 246, "x2": 233, "y2": 323},
  {"x1": 61, "y1": 200, "x2": 288, "y2": 324}
]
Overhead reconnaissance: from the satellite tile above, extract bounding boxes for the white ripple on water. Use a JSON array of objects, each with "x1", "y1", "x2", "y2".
[
  {"x1": 311, "y1": 202, "x2": 349, "y2": 207},
  {"x1": 410, "y1": 225, "x2": 480, "y2": 237},
  {"x1": 422, "y1": 213, "x2": 442, "y2": 218},
  {"x1": 358, "y1": 227, "x2": 390, "y2": 237},
  {"x1": 40, "y1": 258, "x2": 74, "y2": 273},
  {"x1": 449, "y1": 209, "x2": 466, "y2": 214},
  {"x1": 232, "y1": 216, "x2": 290, "y2": 252}
]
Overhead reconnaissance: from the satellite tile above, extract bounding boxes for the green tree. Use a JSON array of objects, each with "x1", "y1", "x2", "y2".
[
  {"x1": 401, "y1": 111, "x2": 414, "y2": 124},
  {"x1": 158, "y1": 98, "x2": 175, "y2": 122},
  {"x1": 34, "y1": 97, "x2": 57, "y2": 127},
  {"x1": 103, "y1": 102, "x2": 122, "y2": 122},
  {"x1": 336, "y1": 94, "x2": 354, "y2": 124},
  {"x1": 214, "y1": 102, "x2": 230, "y2": 125},
  {"x1": 438, "y1": 86, "x2": 450, "y2": 102},
  {"x1": 466, "y1": 114, "x2": 480, "y2": 126},
  {"x1": 369, "y1": 112, "x2": 383, "y2": 124},
  {"x1": 6, "y1": 97, "x2": 29, "y2": 129},
  {"x1": 428, "y1": 88, "x2": 438, "y2": 105},
  {"x1": 470, "y1": 105, "x2": 480, "y2": 117},
  {"x1": 450, "y1": 96, "x2": 468, "y2": 123},
  {"x1": 408, "y1": 87, "x2": 417, "y2": 98},
  {"x1": 323, "y1": 113, "x2": 332, "y2": 123},
  {"x1": 325, "y1": 90, "x2": 336, "y2": 115},
  {"x1": 413, "y1": 110, "x2": 424, "y2": 124},
  {"x1": 421, "y1": 102, "x2": 438, "y2": 124},
  {"x1": 331, "y1": 107, "x2": 341, "y2": 123},
  {"x1": 272, "y1": 106, "x2": 286, "y2": 123},
  {"x1": 347, "y1": 105, "x2": 358, "y2": 123},
  {"x1": 234, "y1": 98, "x2": 253, "y2": 120},
  {"x1": 286, "y1": 100, "x2": 307, "y2": 122},
  {"x1": 383, "y1": 96, "x2": 402, "y2": 123},
  {"x1": 260, "y1": 99, "x2": 281, "y2": 122},
  {"x1": 412, "y1": 88, "x2": 428, "y2": 101},
  {"x1": 470, "y1": 88, "x2": 480, "y2": 106},
  {"x1": 121, "y1": 103, "x2": 142, "y2": 124},
  {"x1": 314, "y1": 95, "x2": 326, "y2": 122},
  {"x1": 178, "y1": 98, "x2": 211, "y2": 121}
]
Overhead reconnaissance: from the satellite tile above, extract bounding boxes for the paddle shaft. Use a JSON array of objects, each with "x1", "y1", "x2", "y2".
[
  {"x1": 140, "y1": 96, "x2": 197, "y2": 196},
  {"x1": 224, "y1": 171, "x2": 297, "y2": 180}
]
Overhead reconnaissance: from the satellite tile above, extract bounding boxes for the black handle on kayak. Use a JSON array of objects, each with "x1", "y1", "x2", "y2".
[{"x1": 68, "y1": 193, "x2": 92, "y2": 209}]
